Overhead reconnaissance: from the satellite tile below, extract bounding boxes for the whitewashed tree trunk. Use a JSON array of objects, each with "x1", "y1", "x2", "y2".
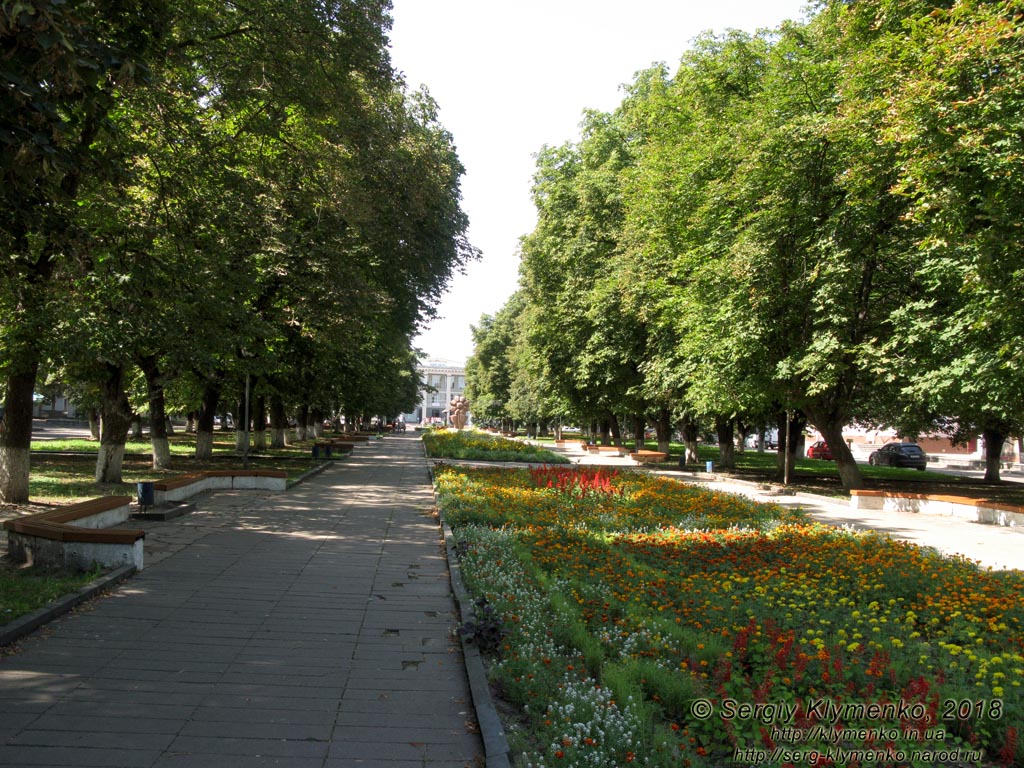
[
  {"x1": 152, "y1": 437, "x2": 171, "y2": 470},
  {"x1": 313, "y1": 421, "x2": 323, "y2": 438},
  {"x1": 195, "y1": 430, "x2": 214, "y2": 459},
  {"x1": 255, "y1": 430, "x2": 267, "y2": 450},
  {"x1": 271, "y1": 428, "x2": 287, "y2": 448},
  {"x1": 0, "y1": 447, "x2": 30, "y2": 502},
  {"x1": 95, "y1": 443, "x2": 125, "y2": 483},
  {"x1": 295, "y1": 423, "x2": 306, "y2": 442},
  {"x1": 235, "y1": 428, "x2": 247, "y2": 453}
]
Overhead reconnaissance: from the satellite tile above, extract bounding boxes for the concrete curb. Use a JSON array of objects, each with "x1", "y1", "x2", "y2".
[
  {"x1": 289, "y1": 459, "x2": 333, "y2": 486},
  {"x1": 440, "y1": 516, "x2": 512, "y2": 768},
  {"x1": 426, "y1": 449, "x2": 513, "y2": 768},
  {"x1": 0, "y1": 564, "x2": 137, "y2": 647}
]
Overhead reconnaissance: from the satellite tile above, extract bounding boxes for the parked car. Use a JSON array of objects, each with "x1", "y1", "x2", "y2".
[
  {"x1": 806, "y1": 440, "x2": 833, "y2": 460},
  {"x1": 868, "y1": 442, "x2": 928, "y2": 471}
]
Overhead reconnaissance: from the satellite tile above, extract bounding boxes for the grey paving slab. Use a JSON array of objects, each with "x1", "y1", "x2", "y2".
[{"x1": 0, "y1": 434, "x2": 483, "y2": 767}]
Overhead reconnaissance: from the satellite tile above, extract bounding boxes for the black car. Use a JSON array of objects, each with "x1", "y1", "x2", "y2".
[{"x1": 868, "y1": 442, "x2": 928, "y2": 471}]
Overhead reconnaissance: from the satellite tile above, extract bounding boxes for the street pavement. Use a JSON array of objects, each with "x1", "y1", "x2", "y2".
[{"x1": 0, "y1": 433, "x2": 483, "y2": 767}]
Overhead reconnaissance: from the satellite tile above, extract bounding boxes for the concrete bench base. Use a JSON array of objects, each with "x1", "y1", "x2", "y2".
[
  {"x1": 3, "y1": 496, "x2": 145, "y2": 571},
  {"x1": 153, "y1": 470, "x2": 287, "y2": 505},
  {"x1": 850, "y1": 490, "x2": 1024, "y2": 529}
]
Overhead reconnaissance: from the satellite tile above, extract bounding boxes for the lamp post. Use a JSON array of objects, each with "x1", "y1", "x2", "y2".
[
  {"x1": 784, "y1": 409, "x2": 793, "y2": 486},
  {"x1": 243, "y1": 373, "x2": 251, "y2": 469},
  {"x1": 240, "y1": 348, "x2": 254, "y2": 469}
]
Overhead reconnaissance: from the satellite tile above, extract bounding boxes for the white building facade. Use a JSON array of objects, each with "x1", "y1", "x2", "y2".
[{"x1": 405, "y1": 359, "x2": 467, "y2": 426}]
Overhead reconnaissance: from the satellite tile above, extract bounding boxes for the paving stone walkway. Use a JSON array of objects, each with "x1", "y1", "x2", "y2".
[{"x1": 0, "y1": 434, "x2": 484, "y2": 767}]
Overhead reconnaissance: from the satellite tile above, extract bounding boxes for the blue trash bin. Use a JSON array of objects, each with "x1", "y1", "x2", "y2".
[{"x1": 137, "y1": 481, "x2": 155, "y2": 507}]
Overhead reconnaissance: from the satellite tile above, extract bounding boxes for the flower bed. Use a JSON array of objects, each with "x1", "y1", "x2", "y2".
[
  {"x1": 435, "y1": 465, "x2": 1024, "y2": 767},
  {"x1": 422, "y1": 429, "x2": 569, "y2": 463}
]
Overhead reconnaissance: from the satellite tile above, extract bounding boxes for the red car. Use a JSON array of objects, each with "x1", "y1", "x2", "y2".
[{"x1": 806, "y1": 441, "x2": 833, "y2": 460}]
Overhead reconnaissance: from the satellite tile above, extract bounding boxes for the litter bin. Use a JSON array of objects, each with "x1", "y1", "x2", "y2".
[
  {"x1": 137, "y1": 481, "x2": 155, "y2": 507},
  {"x1": 312, "y1": 444, "x2": 321, "y2": 458},
  {"x1": 705, "y1": 460, "x2": 714, "y2": 473}
]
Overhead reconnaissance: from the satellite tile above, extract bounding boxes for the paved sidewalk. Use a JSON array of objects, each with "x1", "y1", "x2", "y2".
[{"x1": 0, "y1": 434, "x2": 483, "y2": 767}]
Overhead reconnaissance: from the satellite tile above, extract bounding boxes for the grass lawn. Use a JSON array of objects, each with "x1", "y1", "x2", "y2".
[
  {"x1": 22, "y1": 434, "x2": 324, "y2": 504},
  {"x1": 0, "y1": 562, "x2": 105, "y2": 629},
  {"x1": 436, "y1": 464, "x2": 1024, "y2": 767}
]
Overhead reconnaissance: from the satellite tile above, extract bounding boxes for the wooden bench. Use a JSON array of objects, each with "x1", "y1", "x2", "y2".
[
  {"x1": 152, "y1": 469, "x2": 288, "y2": 504},
  {"x1": 311, "y1": 438, "x2": 356, "y2": 456},
  {"x1": 631, "y1": 450, "x2": 668, "y2": 464},
  {"x1": 3, "y1": 496, "x2": 145, "y2": 571},
  {"x1": 330, "y1": 434, "x2": 370, "y2": 443}
]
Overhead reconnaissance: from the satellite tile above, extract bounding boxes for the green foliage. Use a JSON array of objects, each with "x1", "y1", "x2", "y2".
[
  {"x1": 472, "y1": 0, "x2": 1024, "y2": 489},
  {"x1": 2, "y1": 1, "x2": 476, "y2": 499}
]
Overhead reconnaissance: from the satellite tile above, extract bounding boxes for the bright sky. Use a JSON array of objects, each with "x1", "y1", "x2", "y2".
[{"x1": 389, "y1": 0, "x2": 811, "y2": 365}]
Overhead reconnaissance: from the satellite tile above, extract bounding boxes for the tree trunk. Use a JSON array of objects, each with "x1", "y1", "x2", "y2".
[
  {"x1": 131, "y1": 414, "x2": 144, "y2": 440},
  {"x1": 96, "y1": 364, "x2": 133, "y2": 483},
  {"x1": 632, "y1": 414, "x2": 645, "y2": 451},
  {"x1": 609, "y1": 414, "x2": 622, "y2": 447},
  {"x1": 808, "y1": 410, "x2": 863, "y2": 491},
  {"x1": 757, "y1": 425, "x2": 767, "y2": 453},
  {"x1": 312, "y1": 409, "x2": 325, "y2": 439},
  {"x1": 735, "y1": 421, "x2": 749, "y2": 454},
  {"x1": 0, "y1": 230, "x2": 59, "y2": 502},
  {"x1": 598, "y1": 419, "x2": 611, "y2": 446},
  {"x1": 681, "y1": 416, "x2": 700, "y2": 465},
  {"x1": 88, "y1": 408, "x2": 100, "y2": 440},
  {"x1": 165, "y1": 416, "x2": 175, "y2": 435},
  {"x1": 186, "y1": 412, "x2": 196, "y2": 433},
  {"x1": 776, "y1": 411, "x2": 807, "y2": 483},
  {"x1": 0, "y1": 367, "x2": 39, "y2": 503},
  {"x1": 195, "y1": 384, "x2": 219, "y2": 459},
  {"x1": 296, "y1": 404, "x2": 309, "y2": 442},
  {"x1": 254, "y1": 396, "x2": 267, "y2": 450},
  {"x1": 715, "y1": 416, "x2": 736, "y2": 470},
  {"x1": 270, "y1": 397, "x2": 288, "y2": 448},
  {"x1": 654, "y1": 408, "x2": 672, "y2": 454},
  {"x1": 235, "y1": 398, "x2": 247, "y2": 452},
  {"x1": 982, "y1": 425, "x2": 1007, "y2": 483}
]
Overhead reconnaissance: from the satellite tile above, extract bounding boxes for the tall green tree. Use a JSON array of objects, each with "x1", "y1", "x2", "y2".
[
  {"x1": 0, "y1": 0, "x2": 169, "y2": 500},
  {"x1": 862, "y1": 0, "x2": 1024, "y2": 480}
]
